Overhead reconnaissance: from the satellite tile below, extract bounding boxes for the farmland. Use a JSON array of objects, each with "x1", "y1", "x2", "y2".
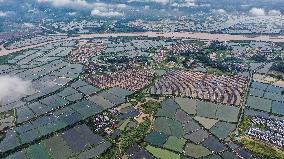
[
  {"x1": 0, "y1": 34, "x2": 283, "y2": 159},
  {"x1": 1, "y1": 0, "x2": 284, "y2": 158}
]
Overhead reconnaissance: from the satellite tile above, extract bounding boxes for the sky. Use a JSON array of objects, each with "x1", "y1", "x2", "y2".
[{"x1": 0, "y1": 0, "x2": 282, "y2": 18}]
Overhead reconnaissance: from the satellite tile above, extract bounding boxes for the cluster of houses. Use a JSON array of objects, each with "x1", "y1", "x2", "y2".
[
  {"x1": 68, "y1": 40, "x2": 106, "y2": 63},
  {"x1": 90, "y1": 110, "x2": 120, "y2": 134},
  {"x1": 83, "y1": 61, "x2": 104, "y2": 73},
  {"x1": 128, "y1": 14, "x2": 284, "y2": 34},
  {"x1": 153, "y1": 48, "x2": 167, "y2": 63},
  {"x1": 150, "y1": 70, "x2": 248, "y2": 106},
  {"x1": 247, "y1": 116, "x2": 284, "y2": 147},
  {"x1": 152, "y1": 43, "x2": 202, "y2": 63},
  {"x1": 86, "y1": 68, "x2": 155, "y2": 91},
  {"x1": 0, "y1": 22, "x2": 42, "y2": 45},
  {"x1": 224, "y1": 16, "x2": 284, "y2": 34},
  {"x1": 169, "y1": 43, "x2": 201, "y2": 55},
  {"x1": 48, "y1": 20, "x2": 107, "y2": 33}
]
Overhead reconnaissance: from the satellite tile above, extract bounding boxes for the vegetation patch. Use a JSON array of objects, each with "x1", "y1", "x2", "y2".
[
  {"x1": 0, "y1": 51, "x2": 22, "y2": 64},
  {"x1": 128, "y1": 91, "x2": 146, "y2": 102},
  {"x1": 98, "y1": 119, "x2": 151, "y2": 159},
  {"x1": 240, "y1": 137, "x2": 284, "y2": 159},
  {"x1": 271, "y1": 62, "x2": 284, "y2": 73},
  {"x1": 141, "y1": 102, "x2": 160, "y2": 115},
  {"x1": 154, "y1": 117, "x2": 184, "y2": 138},
  {"x1": 239, "y1": 116, "x2": 251, "y2": 135},
  {"x1": 146, "y1": 145, "x2": 180, "y2": 159},
  {"x1": 163, "y1": 136, "x2": 186, "y2": 153},
  {"x1": 144, "y1": 131, "x2": 168, "y2": 146},
  {"x1": 119, "y1": 119, "x2": 151, "y2": 152}
]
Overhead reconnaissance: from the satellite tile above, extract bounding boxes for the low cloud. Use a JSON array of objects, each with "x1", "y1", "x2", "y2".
[
  {"x1": 37, "y1": 0, "x2": 128, "y2": 16},
  {"x1": 268, "y1": 10, "x2": 282, "y2": 16},
  {"x1": 128, "y1": 0, "x2": 202, "y2": 7},
  {"x1": 151, "y1": 0, "x2": 171, "y2": 5},
  {"x1": 172, "y1": 0, "x2": 196, "y2": 7},
  {"x1": 129, "y1": 0, "x2": 196, "y2": 6},
  {"x1": 249, "y1": 8, "x2": 282, "y2": 16},
  {"x1": 23, "y1": 23, "x2": 35, "y2": 28},
  {"x1": 0, "y1": 11, "x2": 10, "y2": 17},
  {"x1": 37, "y1": 0, "x2": 91, "y2": 9},
  {"x1": 37, "y1": 0, "x2": 128, "y2": 9},
  {"x1": 0, "y1": 76, "x2": 32, "y2": 105},
  {"x1": 249, "y1": 8, "x2": 266, "y2": 16},
  {"x1": 91, "y1": 9, "x2": 123, "y2": 17},
  {"x1": 67, "y1": 12, "x2": 77, "y2": 16},
  {"x1": 214, "y1": 9, "x2": 226, "y2": 14},
  {"x1": 128, "y1": 0, "x2": 171, "y2": 5},
  {"x1": 90, "y1": 2, "x2": 126, "y2": 17}
]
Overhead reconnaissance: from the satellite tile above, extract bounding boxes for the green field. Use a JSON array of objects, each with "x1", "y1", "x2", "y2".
[{"x1": 146, "y1": 145, "x2": 180, "y2": 159}]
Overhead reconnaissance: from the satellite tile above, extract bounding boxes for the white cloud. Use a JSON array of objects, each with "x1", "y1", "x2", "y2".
[
  {"x1": 144, "y1": 5, "x2": 150, "y2": 10},
  {"x1": 128, "y1": 0, "x2": 171, "y2": 5},
  {"x1": 215, "y1": 9, "x2": 226, "y2": 14},
  {"x1": 0, "y1": 11, "x2": 9, "y2": 17},
  {"x1": 23, "y1": 23, "x2": 35, "y2": 27},
  {"x1": 91, "y1": 2, "x2": 127, "y2": 10},
  {"x1": 172, "y1": 0, "x2": 196, "y2": 7},
  {"x1": 37, "y1": 0, "x2": 127, "y2": 11},
  {"x1": 37, "y1": 0, "x2": 91, "y2": 8},
  {"x1": 67, "y1": 12, "x2": 77, "y2": 16},
  {"x1": 249, "y1": 7, "x2": 266, "y2": 16},
  {"x1": 151, "y1": 0, "x2": 171, "y2": 5},
  {"x1": 268, "y1": 10, "x2": 282, "y2": 16},
  {"x1": 37, "y1": 0, "x2": 128, "y2": 10},
  {"x1": 128, "y1": 0, "x2": 200, "y2": 6},
  {"x1": 0, "y1": 76, "x2": 32, "y2": 105},
  {"x1": 91, "y1": 9, "x2": 123, "y2": 17},
  {"x1": 28, "y1": 8, "x2": 39, "y2": 13},
  {"x1": 248, "y1": 8, "x2": 282, "y2": 17},
  {"x1": 117, "y1": 4, "x2": 128, "y2": 8},
  {"x1": 37, "y1": 0, "x2": 128, "y2": 16}
]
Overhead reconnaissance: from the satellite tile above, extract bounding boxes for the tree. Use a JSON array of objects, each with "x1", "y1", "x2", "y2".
[
  {"x1": 271, "y1": 62, "x2": 284, "y2": 73},
  {"x1": 250, "y1": 54, "x2": 267, "y2": 62}
]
